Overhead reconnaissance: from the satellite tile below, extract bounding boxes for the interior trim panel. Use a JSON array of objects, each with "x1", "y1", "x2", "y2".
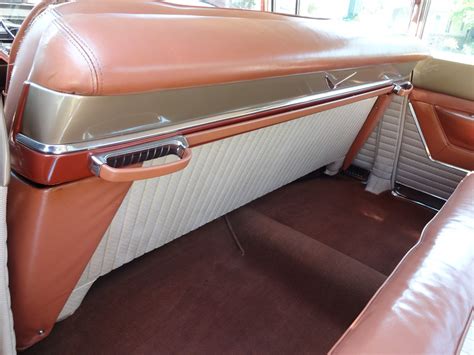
[
  {"x1": 17, "y1": 64, "x2": 413, "y2": 150},
  {"x1": 60, "y1": 97, "x2": 378, "y2": 328},
  {"x1": 409, "y1": 89, "x2": 474, "y2": 171},
  {"x1": 3, "y1": 1, "x2": 438, "y2": 352},
  {"x1": 11, "y1": 86, "x2": 393, "y2": 186}
]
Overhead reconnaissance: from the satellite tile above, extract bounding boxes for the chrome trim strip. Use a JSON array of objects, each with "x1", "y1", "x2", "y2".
[
  {"x1": 391, "y1": 187, "x2": 441, "y2": 212},
  {"x1": 408, "y1": 102, "x2": 470, "y2": 174},
  {"x1": 17, "y1": 79, "x2": 393, "y2": 155}
]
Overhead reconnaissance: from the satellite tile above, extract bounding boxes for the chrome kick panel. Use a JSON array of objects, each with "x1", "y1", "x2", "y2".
[{"x1": 17, "y1": 62, "x2": 416, "y2": 154}]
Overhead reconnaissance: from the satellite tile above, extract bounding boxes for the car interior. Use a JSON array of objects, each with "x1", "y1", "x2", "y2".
[{"x1": 0, "y1": 0, "x2": 472, "y2": 354}]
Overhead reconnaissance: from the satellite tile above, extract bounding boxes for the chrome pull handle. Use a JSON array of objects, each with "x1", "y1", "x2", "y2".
[{"x1": 90, "y1": 136, "x2": 192, "y2": 182}]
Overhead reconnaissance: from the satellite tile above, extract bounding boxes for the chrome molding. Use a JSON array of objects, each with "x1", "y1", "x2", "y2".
[
  {"x1": 17, "y1": 81, "x2": 393, "y2": 155},
  {"x1": 17, "y1": 63, "x2": 416, "y2": 155},
  {"x1": 408, "y1": 102, "x2": 470, "y2": 174},
  {"x1": 391, "y1": 187, "x2": 441, "y2": 212}
]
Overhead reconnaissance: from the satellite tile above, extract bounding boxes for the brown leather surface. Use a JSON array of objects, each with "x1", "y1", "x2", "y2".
[
  {"x1": 410, "y1": 88, "x2": 474, "y2": 113},
  {"x1": 4, "y1": 0, "x2": 428, "y2": 125},
  {"x1": 7, "y1": 174, "x2": 131, "y2": 349},
  {"x1": 5, "y1": 0, "x2": 58, "y2": 93},
  {"x1": 329, "y1": 173, "x2": 474, "y2": 355},
  {"x1": 435, "y1": 106, "x2": 474, "y2": 151},
  {"x1": 342, "y1": 94, "x2": 393, "y2": 170},
  {"x1": 24, "y1": 2, "x2": 428, "y2": 95},
  {"x1": 12, "y1": 86, "x2": 392, "y2": 186},
  {"x1": 410, "y1": 91, "x2": 474, "y2": 170}
]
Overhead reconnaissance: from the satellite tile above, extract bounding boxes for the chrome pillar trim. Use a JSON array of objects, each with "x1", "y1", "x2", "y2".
[
  {"x1": 408, "y1": 102, "x2": 470, "y2": 174},
  {"x1": 90, "y1": 136, "x2": 188, "y2": 176},
  {"x1": 17, "y1": 81, "x2": 399, "y2": 155}
]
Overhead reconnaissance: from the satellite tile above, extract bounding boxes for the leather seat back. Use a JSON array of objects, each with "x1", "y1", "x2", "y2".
[{"x1": 330, "y1": 173, "x2": 474, "y2": 354}]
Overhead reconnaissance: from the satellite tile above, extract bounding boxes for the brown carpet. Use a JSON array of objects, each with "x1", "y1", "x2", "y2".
[
  {"x1": 250, "y1": 175, "x2": 435, "y2": 275},
  {"x1": 24, "y1": 175, "x2": 434, "y2": 355}
]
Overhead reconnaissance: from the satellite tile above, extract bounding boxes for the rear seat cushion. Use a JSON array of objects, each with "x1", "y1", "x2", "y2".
[{"x1": 330, "y1": 172, "x2": 474, "y2": 354}]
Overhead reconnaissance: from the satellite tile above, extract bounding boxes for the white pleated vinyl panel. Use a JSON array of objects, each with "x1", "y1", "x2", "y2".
[
  {"x1": 353, "y1": 123, "x2": 378, "y2": 171},
  {"x1": 59, "y1": 97, "x2": 377, "y2": 319},
  {"x1": 352, "y1": 96, "x2": 466, "y2": 200},
  {"x1": 372, "y1": 96, "x2": 405, "y2": 175},
  {"x1": 353, "y1": 96, "x2": 405, "y2": 173},
  {"x1": 395, "y1": 107, "x2": 466, "y2": 200}
]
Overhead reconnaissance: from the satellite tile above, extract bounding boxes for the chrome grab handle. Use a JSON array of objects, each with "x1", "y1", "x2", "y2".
[{"x1": 90, "y1": 136, "x2": 191, "y2": 181}]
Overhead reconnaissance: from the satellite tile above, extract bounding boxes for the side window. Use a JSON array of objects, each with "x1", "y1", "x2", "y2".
[
  {"x1": 207, "y1": 0, "x2": 264, "y2": 10},
  {"x1": 166, "y1": 0, "x2": 266, "y2": 10},
  {"x1": 273, "y1": 0, "x2": 296, "y2": 15},
  {"x1": 166, "y1": 0, "x2": 415, "y2": 33},
  {"x1": 422, "y1": 0, "x2": 474, "y2": 62},
  {"x1": 298, "y1": 0, "x2": 413, "y2": 33}
]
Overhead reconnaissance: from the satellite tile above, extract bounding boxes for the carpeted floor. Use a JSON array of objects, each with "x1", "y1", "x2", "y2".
[{"x1": 24, "y1": 174, "x2": 435, "y2": 355}]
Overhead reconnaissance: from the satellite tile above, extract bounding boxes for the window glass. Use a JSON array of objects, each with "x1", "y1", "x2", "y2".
[
  {"x1": 422, "y1": 0, "x2": 473, "y2": 62},
  {"x1": 171, "y1": 0, "x2": 264, "y2": 10},
  {"x1": 299, "y1": 0, "x2": 413, "y2": 33},
  {"x1": 166, "y1": 0, "x2": 414, "y2": 33},
  {"x1": 274, "y1": 0, "x2": 297, "y2": 15}
]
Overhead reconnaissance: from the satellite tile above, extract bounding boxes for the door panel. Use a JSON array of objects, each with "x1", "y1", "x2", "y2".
[
  {"x1": 412, "y1": 58, "x2": 474, "y2": 101},
  {"x1": 410, "y1": 91, "x2": 474, "y2": 171},
  {"x1": 396, "y1": 108, "x2": 466, "y2": 200},
  {"x1": 352, "y1": 64, "x2": 472, "y2": 201},
  {"x1": 436, "y1": 107, "x2": 473, "y2": 151},
  {"x1": 410, "y1": 58, "x2": 474, "y2": 171}
]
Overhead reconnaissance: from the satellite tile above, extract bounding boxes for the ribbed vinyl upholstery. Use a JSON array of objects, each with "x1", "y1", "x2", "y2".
[
  {"x1": 58, "y1": 97, "x2": 377, "y2": 320},
  {"x1": 372, "y1": 96, "x2": 405, "y2": 174},
  {"x1": 353, "y1": 123, "x2": 379, "y2": 171},
  {"x1": 353, "y1": 96, "x2": 405, "y2": 173},
  {"x1": 353, "y1": 96, "x2": 466, "y2": 200},
  {"x1": 395, "y1": 108, "x2": 466, "y2": 200}
]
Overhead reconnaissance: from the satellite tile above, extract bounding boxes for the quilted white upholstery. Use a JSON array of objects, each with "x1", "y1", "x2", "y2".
[
  {"x1": 59, "y1": 97, "x2": 377, "y2": 320},
  {"x1": 0, "y1": 187, "x2": 15, "y2": 354}
]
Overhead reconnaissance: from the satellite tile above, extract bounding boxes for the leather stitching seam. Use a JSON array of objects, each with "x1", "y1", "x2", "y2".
[
  {"x1": 51, "y1": 9, "x2": 101, "y2": 94},
  {"x1": 51, "y1": 9, "x2": 103, "y2": 94},
  {"x1": 50, "y1": 18, "x2": 96, "y2": 93}
]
